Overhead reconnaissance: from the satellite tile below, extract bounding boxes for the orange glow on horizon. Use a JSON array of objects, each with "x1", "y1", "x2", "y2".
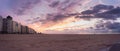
[{"x1": 28, "y1": 16, "x2": 98, "y2": 33}]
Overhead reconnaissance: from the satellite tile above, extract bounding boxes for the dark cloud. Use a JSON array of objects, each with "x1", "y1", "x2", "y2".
[
  {"x1": 81, "y1": 4, "x2": 114, "y2": 14},
  {"x1": 26, "y1": 0, "x2": 90, "y2": 24},
  {"x1": 95, "y1": 21, "x2": 120, "y2": 33},
  {"x1": 49, "y1": 1, "x2": 60, "y2": 7},
  {"x1": 51, "y1": 14, "x2": 67, "y2": 21},
  {"x1": 104, "y1": 7, "x2": 120, "y2": 14},
  {"x1": 26, "y1": 17, "x2": 43, "y2": 24},
  {"x1": 93, "y1": 4, "x2": 114, "y2": 12},
  {"x1": 27, "y1": 12, "x2": 81, "y2": 24},
  {"x1": 95, "y1": 13, "x2": 119, "y2": 20},
  {"x1": 79, "y1": 4, "x2": 120, "y2": 33},
  {"x1": 12, "y1": 0, "x2": 41, "y2": 15},
  {"x1": 81, "y1": 10, "x2": 97, "y2": 14},
  {"x1": 20, "y1": 0, "x2": 90, "y2": 24},
  {"x1": 77, "y1": 4, "x2": 120, "y2": 20},
  {"x1": 106, "y1": 22, "x2": 120, "y2": 30},
  {"x1": 48, "y1": 0, "x2": 83, "y2": 12},
  {"x1": 50, "y1": 13, "x2": 81, "y2": 21},
  {"x1": 45, "y1": 13, "x2": 71, "y2": 22},
  {"x1": 26, "y1": 13, "x2": 67, "y2": 24},
  {"x1": 95, "y1": 7, "x2": 120, "y2": 20}
]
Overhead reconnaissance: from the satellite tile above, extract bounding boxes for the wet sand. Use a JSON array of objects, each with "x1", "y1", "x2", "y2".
[{"x1": 0, "y1": 34, "x2": 120, "y2": 51}]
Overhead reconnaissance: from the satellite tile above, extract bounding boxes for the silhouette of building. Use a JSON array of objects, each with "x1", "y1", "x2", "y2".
[
  {"x1": 7, "y1": 16, "x2": 13, "y2": 33},
  {"x1": 2, "y1": 18, "x2": 9, "y2": 33},
  {"x1": 0, "y1": 15, "x2": 36, "y2": 34},
  {"x1": 21, "y1": 25, "x2": 26, "y2": 34},
  {"x1": 0, "y1": 16, "x2": 3, "y2": 33},
  {"x1": 12, "y1": 21, "x2": 22, "y2": 34}
]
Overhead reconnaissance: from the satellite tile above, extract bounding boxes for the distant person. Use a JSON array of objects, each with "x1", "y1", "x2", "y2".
[{"x1": 109, "y1": 43, "x2": 120, "y2": 51}]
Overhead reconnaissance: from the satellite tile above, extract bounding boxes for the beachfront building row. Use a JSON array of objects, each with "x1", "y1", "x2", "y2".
[{"x1": 0, "y1": 16, "x2": 36, "y2": 34}]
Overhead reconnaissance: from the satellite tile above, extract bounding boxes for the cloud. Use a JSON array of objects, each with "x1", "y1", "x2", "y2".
[
  {"x1": 95, "y1": 21, "x2": 120, "y2": 33},
  {"x1": 11, "y1": 0, "x2": 41, "y2": 15},
  {"x1": 11, "y1": 0, "x2": 91, "y2": 22},
  {"x1": 104, "y1": 7, "x2": 120, "y2": 14},
  {"x1": 27, "y1": 12, "x2": 81, "y2": 24},
  {"x1": 77, "y1": 4, "x2": 120, "y2": 20},
  {"x1": 22, "y1": 0, "x2": 92, "y2": 32},
  {"x1": 13, "y1": 0, "x2": 90, "y2": 23},
  {"x1": 49, "y1": 1, "x2": 60, "y2": 7},
  {"x1": 46, "y1": 13, "x2": 67, "y2": 22},
  {"x1": 48, "y1": 0, "x2": 90, "y2": 13},
  {"x1": 81, "y1": 4, "x2": 114, "y2": 14},
  {"x1": 76, "y1": 4, "x2": 120, "y2": 33},
  {"x1": 93, "y1": 4, "x2": 114, "y2": 12},
  {"x1": 45, "y1": 13, "x2": 81, "y2": 22}
]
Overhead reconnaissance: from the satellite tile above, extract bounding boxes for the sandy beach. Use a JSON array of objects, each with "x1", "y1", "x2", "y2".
[{"x1": 0, "y1": 34, "x2": 120, "y2": 51}]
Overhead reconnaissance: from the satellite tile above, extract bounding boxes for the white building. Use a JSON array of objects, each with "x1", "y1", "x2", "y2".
[
  {"x1": 1, "y1": 16, "x2": 36, "y2": 34},
  {"x1": 21, "y1": 26, "x2": 27, "y2": 34},
  {"x1": 12, "y1": 21, "x2": 19, "y2": 33},
  {"x1": 12, "y1": 21, "x2": 16, "y2": 33},
  {"x1": 7, "y1": 19, "x2": 13, "y2": 33},
  {"x1": 17, "y1": 23, "x2": 21, "y2": 33},
  {"x1": 2, "y1": 16, "x2": 13, "y2": 33}
]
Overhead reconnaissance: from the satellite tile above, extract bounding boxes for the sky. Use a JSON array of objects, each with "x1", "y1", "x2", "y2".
[{"x1": 0, "y1": 0, "x2": 120, "y2": 34}]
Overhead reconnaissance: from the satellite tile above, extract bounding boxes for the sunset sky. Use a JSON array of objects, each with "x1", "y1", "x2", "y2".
[{"x1": 0, "y1": 0, "x2": 120, "y2": 34}]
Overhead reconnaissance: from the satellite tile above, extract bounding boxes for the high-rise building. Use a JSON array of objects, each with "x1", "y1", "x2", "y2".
[
  {"x1": 2, "y1": 18, "x2": 8, "y2": 33},
  {"x1": 17, "y1": 23, "x2": 21, "y2": 33},
  {"x1": 0, "y1": 16, "x2": 37, "y2": 34},
  {"x1": 21, "y1": 26, "x2": 27, "y2": 34},
  {"x1": 7, "y1": 16, "x2": 13, "y2": 33},
  {"x1": 12, "y1": 21, "x2": 18, "y2": 33},
  {"x1": 0, "y1": 16, "x2": 3, "y2": 33}
]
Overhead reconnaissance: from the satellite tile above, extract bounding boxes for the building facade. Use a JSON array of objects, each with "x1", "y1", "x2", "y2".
[
  {"x1": 0, "y1": 16, "x2": 3, "y2": 33},
  {"x1": 0, "y1": 16, "x2": 37, "y2": 34},
  {"x1": 7, "y1": 16, "x2": 13, "y2": 33}
]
